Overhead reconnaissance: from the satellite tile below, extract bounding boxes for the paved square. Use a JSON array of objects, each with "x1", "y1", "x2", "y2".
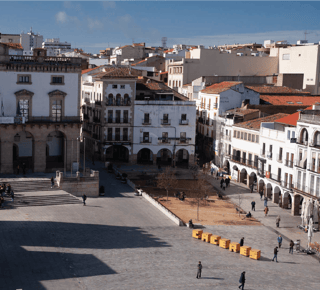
[{"x1": 0, "y1": 167, "x2": 319, "y2": 289}]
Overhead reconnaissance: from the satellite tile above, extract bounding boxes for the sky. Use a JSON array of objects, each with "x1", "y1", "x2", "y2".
[{"x1": 1, "y1": 1, "x2": 320, "y2": 53}]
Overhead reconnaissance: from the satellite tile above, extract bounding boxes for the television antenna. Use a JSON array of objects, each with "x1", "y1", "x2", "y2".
[{"x1": 304, "y1": 30, "x2": 311, "y2": 41}]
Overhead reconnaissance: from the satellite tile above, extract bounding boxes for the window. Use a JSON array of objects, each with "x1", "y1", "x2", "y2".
[
  {"x1": 237, "y1": 131, "x2": 240, "y2": 138},
  {"x1": 52, "y1": 100, "x2": 62, "y2": 122},
  {"x1": 282, "y1": 54, "x2": 290, "y2": 60},
  {"x1": 241, "y1": 132, "x2": 244, "y2": 139},
  {"x1": 123, "y1": 110, "x2": 128, "y2": 123},
  {"x1": 18, "y1": 99, "x2": 29, "y2": 121},
  {"x1": 287, "y1": 130, "x2": 290, "y2": 140},
  {"x1": 108, "y1": 110, "x2": 113, "y2": 123},
  {"x1": 108, "y1": 94, "x2": 113, "y2": 105},
  {"x1": 234, "y1": 130, "x2": 237, "y2": 137},
  {"x1": 163, "y1": 114, "x2": 169, "y2": 124},
  {"x1": 120, "y1": 85, "x2": 125, "y2": 89},
  {"x1": 256, "y1": 135, "x2": 259, "y2": 143},
  {"x1": 268, "y1": 165, "x2": 271, "y2": 173},
  {"x1": 112, "y1": 85, "x2": 117, "y2": 89},
  {"x1": 262, "y1": 143, "x2": 266, "y2": 155},
  {"x1": 123, "y1": 128, "x2": 128, "y2": 141},
  {"x1": 115, "y1": 110, "x2": 121, "y2": 123},
  {"x1": 181, "y1": 114, "x2": 186, "y2": 120},
  {"x1": 248, "y1": 133, "x2": 251, "y2": 141},
  {"x1": 162, "y1": 132, "x2": 168, "y2": 143},
  {"x1": 115, "y1": 128, "x2": 120, "y2": 141},
  {"x1": 143, "y1": 132, "x2": 149, "y2": 142},
  {"x1": 116, "y1": 94, "x2": 121, "y2": 106},
  {"x1": 107, "y1": 128, "x2": 112, "y2": 141},
  {"x1": 252, "y1": 135, "x2": 255, "y2": 142},
  {"x1": 51, "y1": 76, "x2": 64, "y2": 85},
  {"x1": 144, "y1": 113, "x2": 150, "y2": 124},
  {"x1": 180, "y1": 132, "x2": 186, "y2": 143},
  {"x1": 169, "y1": 80, "x2": 171, "y2": 87},
  {"x1": 17, "y1": 75, "x2": 31, "y2": 84},
  {"x1": 244, "y1": 133, "x2": 247, "y2": 140}
]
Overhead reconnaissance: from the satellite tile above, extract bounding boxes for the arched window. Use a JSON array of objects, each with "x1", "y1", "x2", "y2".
[
  {"x1": 108, "y1": 94, "x2": 113, "y2": 105},
  {"x1": 300, "y1": 128, "x2": 308, "y2": 144},
  {"x1": 314, "y1": 131, "x2": 320, "y2": 146},
  {"x1": 116, "y1": 94, "x2": 121, "y2": 106},
  {"x1": 124, "y1": 94, "x2": 130, "y2": 105}
]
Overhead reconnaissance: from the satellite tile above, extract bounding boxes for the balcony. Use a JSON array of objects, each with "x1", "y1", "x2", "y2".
[
  {"x1": 307, "y1": 163, "x2": 320, "y2": 173},
  {"x1": 268, "y1": 173, "x2": 281, "y2": 183},
  {"x1": 106, "y1": 118, "x2": 130, "y2": 124},
  {"x1": 247, "y1": 160, "x2": 258, "y2": 169},
  {"x1": 284, "y1": 160, "x2": 294, "y2": 168},
  {"x1": 142, "y1": 118, "x2": 152, "y2": 125},
  {"x1": 105, "y1": 135, "x2": 129, "y2": 142},
  {"x1": 258, "y1": 170, "x2": 265, "y2": 177},
  {"x1": 213, "y1": 103, "x2": 218, "y2": 109},
  {"x1": 84, "y1": 97, "x2": 90, "y2": 104},
  {"x1": 297, "y1": 139, "x2": 308, "y2": 146},
  {"x1": 276, "y1": 154, "x2": 283, "y2": 163},
  {"x1": 140, "y1": 137, "x2": 152, "y2": 143},
  {"x1": 294, "y1": 159, "x2": 307, "y2": 169},
  {"x1": 231, "y1": 155, "x2": 247, "y2": 165},
  {"x1": 27, "y1": 116, "x2": 81, "y2": 123},
  {"x1": 161, "y1": 119, "x2": 171, "y2": 125},
  {"x1": 95, "y1": 101, "x2": 101, "y2": 106},
  {"x1": 93, "y1": 117, "x2": 100, "y2": 123},
  {"x1": 106, "y1": 99, "x2": 131, "y2": 106},
  {"x1": 260, "y1": 149, "x2": 266, "y2": 157},
  {"x1": 179, "y1": 119, "x2": 189, "y2": 125},
  {"x1": 266, "y1": 151, "x2": 272, "y2": 159},
  {"x1": 158, "y1": 137, "x2": 171, "y2": 144},
  {"x1": 178, "y1": 138, "x2": 189, "y2": 144},
  {"x1": 280, "y1": 181, "x2": 294, "y2": 189}
]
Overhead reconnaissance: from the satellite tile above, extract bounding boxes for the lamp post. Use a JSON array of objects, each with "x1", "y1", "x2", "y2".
[{"x1": 83, "y1": 137, "x2": 86, "y2": 176}]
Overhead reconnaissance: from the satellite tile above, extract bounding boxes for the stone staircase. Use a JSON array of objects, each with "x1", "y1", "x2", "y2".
[{"x1": 0, "y1": 178, "x2": 82, "y2": 208}]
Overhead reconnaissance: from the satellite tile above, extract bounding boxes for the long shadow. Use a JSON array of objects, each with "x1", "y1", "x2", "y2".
[
  {"x1": 0, "y1": 221, "x2": 170, "y2": 289},
  {"x1": 201, "y1": 277, "x2": 224, "y2": 280}
]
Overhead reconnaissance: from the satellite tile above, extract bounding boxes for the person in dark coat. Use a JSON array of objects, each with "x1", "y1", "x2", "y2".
[
  {"x1": 289, "y1": 240, "x2": 294, "y2": 254},
  {"x1": 250, "y1": 183, "x2": 254, "y2": 193},
  {"x1": 196, "y1": 261, "x2": 202, "y2": 279},
  {"x1": 50, "y1": 177, "x2": 54, "y2": 189},
  {"x1": 239, "y1": 271, "x2": 245, "y2": 290},
  {"x1": 272, "y1": 247, "x2": 278, "y2": 262},
  {"x1": 220, "y1": 178, "x2": 224, "y2": 188},
  {"x1": 82, "y1": 194, "x2": 87, "y2": 206},
  {"x1": 226, "y1": 176, "x2": 230, "y2": 187},
  {"x1": 240, "y1": 237, "x2": 244, "y2": 247},
  {"x1": 11, "y1": 190, "x2": 14, "y2": 202},
  {"x1": 251, "y1": 200, "x2": 256, "y2": 211}
]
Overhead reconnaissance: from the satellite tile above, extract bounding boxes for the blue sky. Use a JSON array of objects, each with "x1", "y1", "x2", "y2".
[{"x1": 1, "y1": 1, "x2": 320, "y2": 53}]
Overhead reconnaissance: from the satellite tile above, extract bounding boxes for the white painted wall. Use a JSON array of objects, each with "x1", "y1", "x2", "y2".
[{"x1": 0, "y1": 71, "x2": 79, "y2": 117}]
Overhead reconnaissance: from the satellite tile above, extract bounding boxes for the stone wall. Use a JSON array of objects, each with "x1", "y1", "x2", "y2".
[{"x1": 56, "y1": 170, "x2": 99, "y2": 197}]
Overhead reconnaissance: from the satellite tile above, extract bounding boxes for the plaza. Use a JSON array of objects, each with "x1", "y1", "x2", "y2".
[{"x1": 0, "y1": 163, "x2": 319, "y2": 290}]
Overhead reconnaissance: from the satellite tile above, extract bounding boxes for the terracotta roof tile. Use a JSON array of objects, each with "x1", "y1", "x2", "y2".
[
  {"x1": 81, "y1": 66, "x2": 103, "y2": 75},
  {"x1": 275, "y1": 106, "x2": 313, "y2": 126},
  {"x1": 234, "y1": 113, "x2": 288, "y2": 131},
  {"x1": 260, "y1": 95, "x2": 320, "y2": 106},
  {"x1": 246, "y1": 85, "x2": 310, "y2": 95},
  {"x1": 91, "y1": 67, "x2": 143, "y2": 79},
  {"x1": 226, "y1": 108, "x2": 260, "y2": 116},
  {"x1": 201, "y1": 81, "x2": 242, "y2": 94},
  {"x1": 160, "y1": 71, "x2": 168, "y2": 75},
  {"x1": 2, "y1": 43, "x2": 23, "y2": 49}
]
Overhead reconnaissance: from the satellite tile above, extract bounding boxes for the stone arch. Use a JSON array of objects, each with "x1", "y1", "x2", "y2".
[
  {"x1": 46, "y1": 131, "x2": 66, "y2": 170},
  {"x1": 292, "y1": 194, "x2": 304, "y2": 216},
  {"x1": 273, "y1": 186, "x2": 281, "y2": 204},
  {"x1": 232, "y1": 165, "x2": 239, "y2": 181},
  {"x1": 107, "y1": 94, "x2": 114, "y2": 105},
  {"x1": 137, "y1": 148, "x2": 153, "y2": 164},
  {"x1": 124, "y1": 94, "x2": 130, "y2": 105},
  {"x1": 312, "y1": 130, "x2": 320, "y2": 147},
  {"x1": 116, "y1": 94, "x2": 121, "y2": 106},
  {"x1": 258, "y1": 179, "x2": 265, "y2": 194},
  {"x1": 282, "y1": 190, "x2": 293, "y2": 209},
  {"x1": 223, "y1": 159, "x2": 230, "y2": 174},
  {"x1": 13, "y1": 131, "x2": 34, "y2": 173},
  {"x1": 266, "y1": 183, "x2": 273, "y2": 199},
  {"x1": 157, "y1": 148, "x2": 172, "y2": 166},
  {"x1": 175, "y1": 149, "x2": 189, "y2": 168},
  {"x1": 249, "y1": 172, "x2": 257, "y2": 188},
  {"x1": 240, "y1": 168, "x2": 247, "y2": 185},
  {"x1": 299, "y1": 128, "x2": 308, "y2": 144},
  {"x1": 105, "y1": 145, "x2": 129, "y2": 162}
]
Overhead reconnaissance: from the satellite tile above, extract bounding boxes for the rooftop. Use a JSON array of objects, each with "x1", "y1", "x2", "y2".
[
  {"x1": 81, "y1": 65, "x2": 103, "y2": 75},
  {"x1": 2, "y1": 42, "x2": 23, "y2": 50},
  {"x1": 246, "y1": 85, "x2": 310, "y2": 95},
  {"x1": 234, "y1": 113, "x2": 288, "y2": 131},
  {"x1": 201, "y1": 81, "x2": 243, "y2": 94},
  {"x1": 225, "y1": 108, "x2": 260, "y2": 116},
  {"x1": 91, "y1": 67, "x2": 143, "y2": 79},
  {"x1": 260, "y1": 95, "x2": 320, "y2": 106}
]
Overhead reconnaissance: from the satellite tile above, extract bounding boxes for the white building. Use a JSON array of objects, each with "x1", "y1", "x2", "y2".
[
  {"x1": 20, "y1": 28, "x2": 43, "y2": 51},
  {"x1": 133, "y1": 82, "x2": 196, "y2": 166},
  {"x1": 42, "y1": 38, "x2": 73, "y2": 56}
]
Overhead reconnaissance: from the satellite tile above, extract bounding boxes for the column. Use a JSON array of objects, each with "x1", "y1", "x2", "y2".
[
  {"x1": 292, "y1": 194, "x2": 300, "y2": 216},
  {"x1": 33, "y1": 140, "x2": 46, "y2": 172},
  {"x1": 1, "y1": 141, "x2": 13, "y2": 174}
]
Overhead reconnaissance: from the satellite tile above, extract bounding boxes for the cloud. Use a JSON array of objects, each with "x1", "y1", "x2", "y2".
[
  {"x1": 102, "y1": 1, "x2": 116, "y2": 10},
  {"x1": 55, "y1": 11, "x2": 68, "y2": 24},
  {"x1": 55, "y1": 11, "x2": 80, "y2": 27},
  {"x1": 87, "y1": 18, "x2": 104, "y2": 30},
  {"x1": 170, "y1": 30, "x2": 320, "y2": 47}
]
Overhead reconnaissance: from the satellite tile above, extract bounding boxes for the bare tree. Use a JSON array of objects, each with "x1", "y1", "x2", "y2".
[{"x1": 156, "y1": 167, "x2": 178, "y2": 201}]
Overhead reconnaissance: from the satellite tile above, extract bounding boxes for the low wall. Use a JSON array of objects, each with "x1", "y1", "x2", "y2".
[
  {"x1": 56, "y1": 170, "x2": 99, "y2": 197},
  {"x1": 113, "y1": 165, "x2": 185, "y2": 226}
]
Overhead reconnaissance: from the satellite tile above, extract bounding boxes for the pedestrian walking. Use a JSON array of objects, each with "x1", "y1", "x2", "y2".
[
  {"x1": 272, "y1": 246, "x2": 278, "y2": 262},
  {"x1": 50, "y1": 176, "x2": 54, "y2": 189},
  {"x1": 251, "y1": 200, "x2": 256, "y2": 211},
  {"x1": 220, "y1": 178, "x2": 224, "y2": 189},
  {"x1": 82, "y1": 194, "x2": 87, "y2": 206},
  {"x1": 210, "y1": 167, "x2": 214, "y2": 176},
  {"x1": 276, "y1": 215, "x2": 281, "y2": 228},
  {"x1": 259, "y1": 190, "x2": 263, "y2": 200},
  {"x1": 222, "y1": 180, "x2": 226, "y2": 190},
  {"x1": 11, "y1": 190, "x2": 14, "y2": 202},
  {"x1": 216, "y1": 170, "x2": 219, "y2": 179},
  {"x1": 264, "y1": 196, "x2": 268, "y2": 207},
  {"x1": 289, "y1": 240, "x2": 294, "y2": 254},
  {"x1": 264, "y1": 206, "x2": 269, "y2": 217},
  {"x1": 250, "y1": 183, "x2": 254, "y2": 193},
  {"x1": 226, "y1": 176, "x2": 230, "y2": 187},
  {"x1": 240, "y1": 237, "x2": 244, "y2": 247},
  {"x1": 238, "y1": 271, "x2": 245, "y2": 290},
  {"x1": 277, "y1": 235, "x2": 283, "y2": 248},
  {"x1": 196, "y1": 261, "x2": 202, "y2": 279}
]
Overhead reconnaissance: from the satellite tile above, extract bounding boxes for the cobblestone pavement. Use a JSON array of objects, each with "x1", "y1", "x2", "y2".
[{"x1": 1, "y1": 164, "x2": 320, "y2": 289}]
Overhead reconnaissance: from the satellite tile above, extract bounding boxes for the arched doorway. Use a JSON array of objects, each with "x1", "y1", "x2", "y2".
[
  {"x1": 223, "y1": 160, "x2": 230, "y2": 174},
  {"x1": 176, "y1": 149, "x2": 189, "y2": 167},
  {"x1": 273, "y1": 186, "x2": 281, "y2": 204},
  {"x1": 240, "y1": 168, "x2": 247, "y2": 185},
  {"x1": 283, "y1": 191, "x2": 292, "y2": 209},
  {"x1": 157, "y1": 149, "x2": 172, "y2": 166},
  {"x1": 258, "y1": 179, "x2": 265, "y2": 195},
  {"x1": 249, "y1": 172, "x2": 257, "y2": 188},
  {"x1": 292, "y1": 194, "x2": 304, "y2": 216},
  {"x1": 105, "y1": 145, "x2": 129, "y2": 162},
  {"x1": 13, "y1": 131, "x2": 34, "y2": 173},
  {"x1": 137, "y1": 148, "x2": 153, "y2": 164},
  {"x1": 266, "y1": 183, "x2": 272, "y2": 199},
  {"x1": 46, "y1": 131, "x2": 65, "y2": 170},
  {"x1": 232, "y1": 165, "x2": 239, "y2": 181}
]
